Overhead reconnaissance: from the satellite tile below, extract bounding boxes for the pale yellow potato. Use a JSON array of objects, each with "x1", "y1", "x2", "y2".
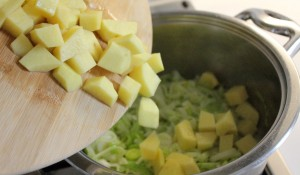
[
  {"x1": 35, "y1": 0, "x2": 59, "y2": 18},
  {"x1": 108, "y1": 34, "x2": 146, "y2": 55},
  {"x1": 132, "y1": 53, "x2": 152, "y2": 67},
  {"x1": 138, "y1": 97, "x2": 159, "y2": 129},
  {"x1": 83, "y1": 30, "x2": 103, "y2": 62},
  {"x1": 166, "y1": 153, "x2": 200, "y2": 175},
  {"x1": 47, "y1": 4, "x2": 79, "y2": 30},
  {"x1": 149, "y1": 148, "x2": 165, "y2": 175},
  {"x1": 224, "y1": 85, "x2": 248, "y2": 106},
  {"x1": 198, "y1": 72, "x2": 219, "y2": 89},
  {"x1": 235, "y1": 134, "x2": 257, "y2": 154},
  {"x1": 122, "y1": 53, "x2": 151, "y2": 75},
  {"x1": 215, "y1": 110, "x2": 237, "y2": 136},
  {"x1": 22, "y1": 0, "x2": 45, "y2": 24},
  {"x1": 83, "y1": 76, "x2": 118, "y2": 107},
  {"x1": 60, "y1": 0, "x2": 87, "y2": 11},
  {"x1": 198, "y1": 110, "x2": 216, "y2": 132},
  {"x1": 118, "y1": 76, "x2": 141, "y2": 106},
  {"x1": 235, "y1": 102, "x2": 259, "y2": 125},
  {"x1": 0, "y1": 0, "x2": 24, "y2": 27},
  {"x1": 53, "y1": 26, "x2": 85, "y2": 61},
  {"x1": 0, "y1": 0, "x2": 9, "y2": 8},
  {"x1": 159, "y1": 159, "x2": 184, "y2": 175},
  {"x1": 237, "y1": 120, "x2": 257, "y2": 136},
  {"x1": 19, "y1": 44, "x2": 61, "y2": 72},
  {"x1": 79, "y1": 10, "x2": 102, "y2": 31},
  {"x1": 3, "y1": 7, "x2": 33, "y2": 37},
  {"x1": 66, "y1": 51, "x2": 96, "y2": 74},
  {"x1": 175, "y1": 120, "x2": 197, "y2": 151},
  {"x1": 219, "y1": 134, "x2": 234, "y2": 152},
  {"x1": 196, "y1": 132, "x2": 218, "y2": 151},
  {"x1": 33, "y1": 23, "x2": 52, "y2": 29},
  {"x1": 52, "y1": 63, "x2": 83, "y2": 92},
  {"x1": 147, "y1": 53, "x2": 164, "y2": 73},
  {"x1": 30, "y1": 24, "x2": 64, "y2": 48},
  {"x1": 139, "y1": 132, "x2": 160, "y2": 160},
  {"x1": 129, "y1": 63, "x2": 161, "y2": 97},
  {"x1": 97, "y1": 19, "x2": 137, "y2": 42},
  {"x1": 98, "y1": 42, "x2": 131, "y2": 75},
  {"x1": 10, "y1": 34, "x2": 33, "y2": 57}
]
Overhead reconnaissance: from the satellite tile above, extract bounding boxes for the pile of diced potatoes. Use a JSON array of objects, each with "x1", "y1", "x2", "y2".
[
  {"x1": 138, "y1": 73, "x2": 259, "y2": 175},
  {"x1": 0, "y1": 0, "x2": 164, "y2": 107}
]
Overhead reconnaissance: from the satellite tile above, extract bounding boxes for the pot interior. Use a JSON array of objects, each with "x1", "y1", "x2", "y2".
[
  {"x1": 67, "y1": 12, "x2": 298, "y2": 175},
  {"x1": 152, "y1": 13, "x2": 282, "y2": 139}
]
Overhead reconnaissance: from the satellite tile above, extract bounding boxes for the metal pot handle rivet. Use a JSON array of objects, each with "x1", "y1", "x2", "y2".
[{"x1": 236, "y1": 8, "x2": 300, "y2": 57}]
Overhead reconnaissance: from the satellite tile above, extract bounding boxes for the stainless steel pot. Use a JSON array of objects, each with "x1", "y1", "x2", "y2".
[{"x1": 67, "y1": 9, "x2": 300, "y2": 175}]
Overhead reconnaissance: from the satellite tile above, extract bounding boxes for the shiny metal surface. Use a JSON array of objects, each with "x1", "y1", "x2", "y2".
[
  {"x1": 67, "y1": 10, "x2": 300, "y2": 175},
  {"x1": 236, "y1": 8, "x2": 300, "y2": 57}
]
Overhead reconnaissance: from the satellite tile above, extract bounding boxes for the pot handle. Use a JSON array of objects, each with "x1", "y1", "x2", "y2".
[{"x1": 236, "y1": 8, "x2": 300, "y2": 57}]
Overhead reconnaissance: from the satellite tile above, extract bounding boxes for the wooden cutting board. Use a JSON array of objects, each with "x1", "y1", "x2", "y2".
[{"x1": 0, "y1": 0, "x2": 152, "y2": 174}]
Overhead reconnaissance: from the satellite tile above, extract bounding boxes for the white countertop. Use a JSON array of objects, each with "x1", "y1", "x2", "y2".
[{"x1": 189, "y1": 1, "x2": 300, "y2": 175}]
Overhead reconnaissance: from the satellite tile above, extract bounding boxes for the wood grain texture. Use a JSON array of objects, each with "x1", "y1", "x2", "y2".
[{"x1": 0, "y1": 0, "x2": 152, "y2": 174}]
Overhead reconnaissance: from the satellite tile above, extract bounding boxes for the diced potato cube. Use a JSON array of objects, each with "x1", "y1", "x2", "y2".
[
  {"x1": 150, "y1": 148, "x2": 165, "y2": 175},
  {"x1": 129, "y1": 63, "x2": 161, "y2": 97},
  {"x1": 215, "y1": 110, "x2": 237, "y2": 136},
  {"x1": 147, "y1": 53, "x2": 164, "y2": 73},
  {"x1": 3, "y1": 8, "x2": 33, "y2": 37},
  {"x1": 166, "y1": 153, "x2": 200, "y2": 175},
  {"x1": 235, "y1": 134, "x2": 257, "y2": 154},
  {"x1": 139, "y1": 132, "x2": 160, "y2": 160},
  {"x1": 235, "y1": 102, "x2": 259, "y2": 126},
  {"x1": 66, "y1": 51, "x2": 96, "y2": 74},
  {"x1": 22, "y1": 0, "x2": 45, "y2": 24},
  {"x1": 118, "y1": 76, "x2": 141, "y2": 106},
  {"x1": 79, "y1": 10, "x2": 102, "y2": 31},
  {"x1": 237, "y1": 120, "x2": 257, "y2": 136},
  {"x1": 132, "y1": 53, "x2": 152, "y2": 67},
  {"x1": 83, "y1": 30, "x2": 103, "y2": 62},
  {"x1": 0, "y1": 0, "x2": 9, "y2": 8},
  {"x1": 198, "y1": 111, "x2": 216, "y2": 132},
  {"x1": 108, "y1": 34, "x2": 146, "y2": 55},
  {"x1": 175, "y1": 120, "x2": 197, "y2": 151},
  {"x1": 47, "y1": 4, "x2": 79, "y2": 30},
  {"x1": 225, "y1": 85, "x2": 248, "y2": 106},
  {"x1": 138, "y1": 97, "x2": 159, "y2": 129},
  {"x1": 198, "y1": 72, "x2": 219, "y2": 89},
  {"x1": 19, "y1": 44, "x2": 61, "y2": 72},
  {"x1": 30, "y1": 24, "x2": 64, "y2": 48},
  {"x1": 196, "y1": 132, "x2": 217, "y2": 151},
  {"x1": 60, "y1": 0, "x2": 87, "y2": 11},
  {"x1": 0, "y1": 0, "x2": 24, "y2": 27},
  {"x1": 35, "y1": 0, "x2": 59, "y2": 17},
  {"x1": 158, "y1": 159, "x2": 185, "y2": 175},
  {"x1": 215, "y1": 112, "x2": 226, "y2": 122},
  {"x1": 98, "y1": 42, "x2": 131, "y2": 75},
  {"x1": 33, "y1": 23, "x2": 52, "y2": 29},
  {"x1": 10, "y1": 34, "x2": 33, "y2": 57},
  {"x1": 123, "y1": 53, "x2": 152, "y2": 75},
  {"x1": 97, "y1": 19, "x2": 137, "y2": 42},
  {"x1": 82, "y1": 76, "x2": 118, "y2": 106},
  {"x1": 219, "y1": 134, "x2": 234, "y2": 152},
  {"x1": 53, "y1": 26, "x2": 85, "y2": 61},
  {"x1": 53, "y1": 63, "x2": 82, "y2": 92}
]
